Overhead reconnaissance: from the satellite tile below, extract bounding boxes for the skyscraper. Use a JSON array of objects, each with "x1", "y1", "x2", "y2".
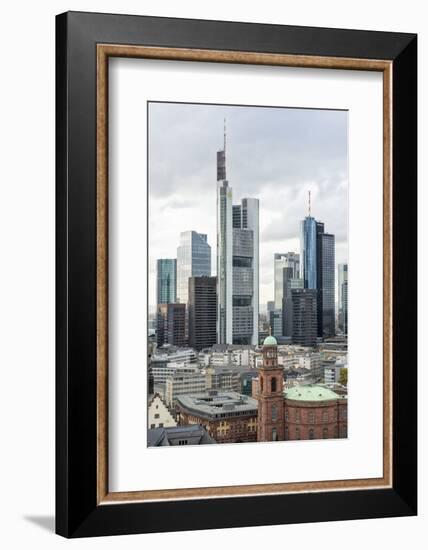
[
  {"x1": 232, "y1": 197, "x2": 259, "y2": 345},
  {"x1": 317, "y1": 231, "x2": 335, "y2": 338},
  {"x1": 300, "y1": 192, "x2": 335, "y2": 338},
  {"x1": 217, "y1": 121, "x2": 233, "y2": 344},
  {"x1": 156, "y1": 258, "x2": 177, "y2": 305},
  {"x1": 188, "y1": 276, "x2": 217, "y2": 351},
  {"x1": 156, "y1": 303, "x2": 186, "y2": 347},
  {"x1": 291, "y1": 288, "x2": 318, "y2": 347},
  {"x1": 176, "y1": 231, "x2": 211, "y2": 305},
  {"x1": 338, "y1": 263, "x2": 348, "y2": 334},
  {"x1": 282, "y1": 267, "x2": 303, "y2": 337},
  {"x1": 216, "y1": 122, "x2": 259, "y2": 345},
  {"x1": 274, "y1": 252, "x2": 300, "y2": 309}
]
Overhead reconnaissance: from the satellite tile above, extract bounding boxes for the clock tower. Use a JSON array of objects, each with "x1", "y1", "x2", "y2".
[{"x1": 257, "y1": 334, "x2": 285, "y2": 442}]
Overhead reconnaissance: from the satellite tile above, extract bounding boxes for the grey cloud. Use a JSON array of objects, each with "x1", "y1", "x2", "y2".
[{"x1": 148, "y1": 102, "x2": 348, "y2": 307}]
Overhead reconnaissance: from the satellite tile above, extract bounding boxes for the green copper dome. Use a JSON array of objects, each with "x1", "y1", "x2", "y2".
[
  {"x1": 263, "y1": 335, "x2": 277, "y2": 346},
  {"x1": 284, "y1": 385, "x2": 340, "y2": 402}
]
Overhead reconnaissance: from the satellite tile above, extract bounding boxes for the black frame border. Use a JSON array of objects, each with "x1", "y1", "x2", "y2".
[{"x1": 56, "y1": 11, "x2": 417, "y2": 538}]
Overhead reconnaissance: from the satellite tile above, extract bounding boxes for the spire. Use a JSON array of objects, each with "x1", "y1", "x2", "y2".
[{"x1": 308, "y1": 189, "x2": 311, "y2": 217}]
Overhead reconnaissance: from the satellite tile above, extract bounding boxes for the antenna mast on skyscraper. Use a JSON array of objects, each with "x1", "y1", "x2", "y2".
[{"x1": 308, "y1": 190, "x2": 311, "y2": 217}]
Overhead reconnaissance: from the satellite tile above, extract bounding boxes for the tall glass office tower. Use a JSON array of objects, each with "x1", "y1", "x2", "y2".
[
  {"x1": 176, "y1": 231, "x2": 211, "y2": 305},
  {"x1": 232, "y1": 197, "x2": 259, "y2": 345},
  {"x1": 216, "y1": 122, "x2": 233, "y2": 344},
  {"x1": 216, "y1": 122, "x2": 259, "y2": 345},
  {"x1": 300, "y1": 193, "x2": 335, "y2": 338},
  {"x1": 274, "y1": 252, "x2": 300, "y2": 309},
  {"x1": 300, "y1": 217, "x2": 317, "y2": 289},
  {"x1": 156, "y1": 258, "x2": 177, "y2": 305}
]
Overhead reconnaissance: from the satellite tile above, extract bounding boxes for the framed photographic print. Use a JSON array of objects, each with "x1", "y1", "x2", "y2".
[{"x1": 56, "y1": 11, "x2": 417, "y2": 538}]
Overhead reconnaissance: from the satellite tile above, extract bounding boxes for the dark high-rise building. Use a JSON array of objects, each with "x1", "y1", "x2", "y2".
[
  {"x1": 156, "y1": 303, "x2": 186, "y2": 347},
  {"x1": 317, "y1": 231, "x2": 335, "y2": 337},
  {"x1": 291, "y1": 288, "x2": 317, "y2": 347},
  {"x1": 156, "y1": 259, "x2": 177, "y2": 305},
  {"x1": 188, "y1": 276, "x2": 217, "y2": 351}
]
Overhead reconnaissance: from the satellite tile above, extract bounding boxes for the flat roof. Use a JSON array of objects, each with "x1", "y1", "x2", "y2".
[{"x1": 177, "y1": 391, "x2": 258, "y2": 420}]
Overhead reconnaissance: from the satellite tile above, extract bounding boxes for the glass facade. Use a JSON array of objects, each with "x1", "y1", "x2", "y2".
[
  {"x1": 156, "y1": 258, "x2": 177, "y2": 305},
  {"x1": 232, "y1": 199, "x2": 259, "y2": 345},
  {"x1": 274, "y1": 252, "x2": 300, "y2": 309},
  {"x1": 317, "y1": 232, "x2": 335, "y2": 338},
  {"x1": 176, "y1": 231, "x2": 211, "y2": 305},
  {"x1": 300, "y1": 217, "x2": 317, "y2": 290}
]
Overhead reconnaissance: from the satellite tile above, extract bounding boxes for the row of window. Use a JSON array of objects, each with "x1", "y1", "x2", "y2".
[{"x1": 284, "y1": 408, "x2": 347, "y2": 423}]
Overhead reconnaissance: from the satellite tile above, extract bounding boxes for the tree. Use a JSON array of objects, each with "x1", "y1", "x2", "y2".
[{"x1": 339, "y1": 367, "x2": 348, "y2": 386}]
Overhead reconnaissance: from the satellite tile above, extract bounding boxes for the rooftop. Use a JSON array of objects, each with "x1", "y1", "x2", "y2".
[
  {"x1": 284, "y1": 384, "x2": 343, "y2": 402},
  {"x1": 147, "y1": 424, "x2": 216, "y2": 447},
  {"x1": 177, "y1": 391, "x2": 258, "y2": 420}
]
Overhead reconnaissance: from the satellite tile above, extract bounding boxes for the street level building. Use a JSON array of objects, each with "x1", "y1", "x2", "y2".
[
  {"x1": 165, "y1": 371, "x2": 207, "y2": 408},
  {"x1": 177, "y1": 390, "x2": 258, "y2": 444},
  {"x1": 148, "y1": 393, "x2": 177, "y2": 429},
  {"x1": 284, "y1": 385, "x2": 347, "y2": 440},
  {"x1": 147, "y1": 425, "x2": 216, "y2": 446}
]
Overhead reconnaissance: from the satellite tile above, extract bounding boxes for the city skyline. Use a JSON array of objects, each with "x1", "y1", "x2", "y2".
[{"x1": 149, "y1": 102, "x2": 348, "y2": 311}]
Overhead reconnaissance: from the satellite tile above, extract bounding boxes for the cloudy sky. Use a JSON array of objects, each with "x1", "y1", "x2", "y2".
[{"x1": 148, "y1": 102, "x2": 348, "y2": 311}]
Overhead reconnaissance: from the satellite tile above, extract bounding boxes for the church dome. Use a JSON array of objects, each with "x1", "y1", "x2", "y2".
[
  {"x1": 284, "y1": 385, "x2": 342, "y2": 402},
  {"x1": 263, "y1": 335, "x2": 277, "y2": 346}
]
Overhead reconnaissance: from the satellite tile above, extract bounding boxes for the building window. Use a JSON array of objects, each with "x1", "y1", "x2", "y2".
[
  {"x1": 323, "y1": 427, "x2": 329, "y2": 439},
  {"x1": 295, "y1": 409, "x2": 301, "y2": 423},
  {"x1": 154, "y1": 413, "x2": 160, "y2": 419},
  {"x1": 260, "y1": 376, "x2": 264, "y2": 392},
  {"x1": 285, "y1": 426, "x2": 289, "y2": 440},
  {"x1": 309, "y1": 428, "x2": 315, "y2": 440},
  {"x1": 272, "y1": 428, "x2": 277, "y2": 441},
  {"x1": 295, "y1": 427, "x2": 300, "y2": 440},
  {"x1": 272, "y1": 404, "x2": 277, "y2": 422},
  {"x1": 159, "y1": 423, "x2": 164, "y2": 428},
  {"x1": 334, "y1": 426, "x2": 339, "y2": 438},
  {"x1": 341, "y1": 407, "x2": 347, "y2": 420},
  {"x1": 271, "y1": 377, "x2": 277, "y2": 392},
  {"x1": 308, "y1": 411, "x2": 314, "y2": 423},
  {"x1": 285, "y1": 408, "x2": 289, "y2": 421},
  {"x1": 323, "y1": 410, "x2": 329, "y2": 423},
  {"x1": 178, "y1": 439, "x2": 188, "y2": 445},
  {"x1": 150, "y1": 424, "x2": 155, "y2": 429}
]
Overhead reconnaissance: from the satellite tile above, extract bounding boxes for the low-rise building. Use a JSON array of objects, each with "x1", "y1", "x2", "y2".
[
  {"x1": 165, "y1": 372, "x2": 207, "y2": 408},
  {"x1": 177, "y1": 391, "x2": 258, "y2": 444},
  {"x1": 147, "y1": 425, "x2": 216, "y2": 446},
  {"x1": 284, "y1": 385, "x2": 347, "y2": 440},
  {"x1": 147, "y1": 393, "x2": 177, "y2": 429}
]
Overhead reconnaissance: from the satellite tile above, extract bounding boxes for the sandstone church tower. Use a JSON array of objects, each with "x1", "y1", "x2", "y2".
[{"x1": 257, "y1": 334, "x2": 285, "y2": 442}]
